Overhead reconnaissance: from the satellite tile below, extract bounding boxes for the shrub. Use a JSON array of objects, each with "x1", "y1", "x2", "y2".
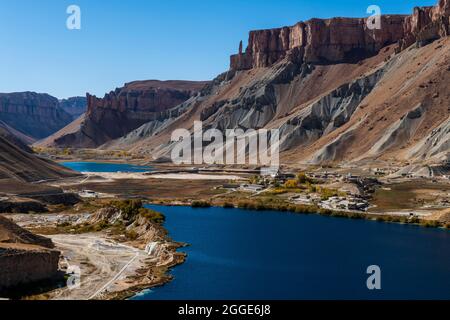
[
  {"x1": 222, "y1": 202, "x2": 235, "y2": 209},
  {"x1": 191, "y1": 200, "x2": 211, "y2": 208},
  {"x1": 125, "y1": 230, "x2": 138, "y2": 240},
  {"x1": 296, "y1": 172, "x2": 308, "y2": 184},
  {"x1": 93, "y1": 221, "x2": 110, "y2": 232},
  {"x1": 57, "y1": 222, "x2": 71, "y2": 228},
  {"x1": 318, "y1": 187, "x2": 339, "y2": 200},
  {"x1": 139, "y1": 208, "x2": 165, "y2": 224},
  {"x1": 318, "y1": 208, "x2": 333, "y2": 216},
  {"x1": 409, "y1": 217, "x2": 420, "y2": 224},
  {"x1": 421, "y1": 220, "x2": 442, "y2": 228},
  {"x1": 296, "y1": 172, "x2": 314, "y2": 184},
  {"x1": 284, "y1": 179, "x2": 299, "y2": 189},
  {"x1": 307, "y1": 183, "x2": 317, "y2": 193},
  {"x1": 111, "y1": 199, "x2": 143, "y2": 219}
]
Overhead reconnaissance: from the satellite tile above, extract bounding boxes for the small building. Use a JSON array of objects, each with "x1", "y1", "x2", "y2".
[
  {"x1": 79, "y1": 190, "x2": 98, "y2": 198},
  {"x1": 344, "y1": 173, "x2": 360, "y2": 183},
  {"x1": 260, "y1": 167, "x2": 280, "y2": 178},
  {"x1": 292, "y1": 195, "x2": 314, "y2": 205},
  {"x1": 240, "y1": 184, "x2": 265, "y2": 192},
  {"x1": 222, "y1": 184, "x2": 240, "y2": 189}
]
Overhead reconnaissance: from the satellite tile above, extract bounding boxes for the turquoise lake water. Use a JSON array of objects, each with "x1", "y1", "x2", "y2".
[
  {"x1": 61, "y1": 162, "x2": 152, "y2": 173},
  {"x1": 132, "y1": 205, "x2": 450, "y2": 300}
]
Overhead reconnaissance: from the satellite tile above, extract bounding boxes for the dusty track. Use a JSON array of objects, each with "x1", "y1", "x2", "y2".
[{"x1": 47, "y1": 234, "x2": 154, "y2": 300}]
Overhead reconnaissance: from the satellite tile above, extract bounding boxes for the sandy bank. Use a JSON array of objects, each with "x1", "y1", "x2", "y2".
[{"x1": 79, "y1": 172, "x2": 242, "y2": 181}]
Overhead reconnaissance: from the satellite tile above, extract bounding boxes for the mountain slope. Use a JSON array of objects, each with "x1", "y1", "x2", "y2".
[
  {"x1": 0, "y1": 121, "x2": 34, "y2": 152},
  {"x1": 287, "y1": 37, "x2": 450, "y2": 165},
  {"x1": 0, "y1": 135, "x2": 77, "y2": 183},
  {"x1": 0, "y1": 216, "x2": 54, "y2": 249}
]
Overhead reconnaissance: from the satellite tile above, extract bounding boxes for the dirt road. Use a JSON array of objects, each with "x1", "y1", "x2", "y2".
[{"x1": 47, "y1": 234, "x2": 155, "y2": 300}]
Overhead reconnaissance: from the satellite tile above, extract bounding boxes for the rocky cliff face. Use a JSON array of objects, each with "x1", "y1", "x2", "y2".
[
  {"x1": 231, "y1": 0, "x2": 450, "y2": 70},
  {"x1": 0, "y1": 216, "x2": 60, "y2": 294},
  {"x1": 231, "y1": 15, "x2": 407, "y2": 70},
  {"x1": 40, "y1": 80, "x2": 209, "y2": 148},
  {"x1": 0, "y1": 244, "x2": 60, "y2": 293},
  {"x1": 0, "y1": 92, "x2": 73, "y2": 140},
  {"x1": 59, "y1": 96, "x2": 87, "y2": 120},
  {"x1": 399, "y1": 0, "x2": 450, "y2": 50}
]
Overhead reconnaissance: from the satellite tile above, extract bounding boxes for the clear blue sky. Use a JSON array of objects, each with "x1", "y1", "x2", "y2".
[{"x1": 0, "y1": 0, "x2": 436, "y2": 98}]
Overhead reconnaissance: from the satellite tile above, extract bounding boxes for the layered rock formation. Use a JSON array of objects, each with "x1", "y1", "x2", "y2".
[
  {"x1": 0, "y1": 92, "x2": 73, "y2": 140},
  {"x1": 39, "y1": 80, "x2": 209, "y2": 148},
  {"x1": 231, "y1": 15, "x2": 406, "y2": 70},
  {"x1": 0, "y1": 216, "x2": 60, "y2": 294},
  {"x1": 42, "y1": 0, "x2": 450, "y2": 167},
  {"x1": 59, "y1": 96, "x2": 87, "y2": 120},
  {"x1": 231, "y1": 0, "x2": 450, "y2": 70},
  {"x1": 399, "y1": 0, "x2": 450, "y2": 50}
]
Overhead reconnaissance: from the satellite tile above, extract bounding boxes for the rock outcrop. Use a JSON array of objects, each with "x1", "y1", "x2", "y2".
[
  {"x1": 39, "y1": 80, "x2": 209, "y2": 148},
  {"x1": 231, "y1": 0, "x2": 450, "y2": 71},
  {"x1": 398, "y1": 0, "x2": 450, "y2": 50},
  {"x1": 0, "y1": 244, "x2": 60, "y2": 293},
  {"x1": 0, "y1": 92, "x2": 73, "y2": 140},
  {"x1": 0, "y1": 216, "x2": 60, "y2": 294},
  {"x1": 231, "y1": 16, "x2": 407, "y2": 70}
]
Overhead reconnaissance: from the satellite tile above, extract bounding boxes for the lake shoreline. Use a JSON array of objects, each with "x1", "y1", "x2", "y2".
[
  {"x1": 146, "y1": 200, "x2": 450, "y2": 230},
  {"x1": 6, "y1": 200, "x2": 187, "y2": 301},
  {"x1": 45, "y1": 161, "x2": 448, "y2": 300}
]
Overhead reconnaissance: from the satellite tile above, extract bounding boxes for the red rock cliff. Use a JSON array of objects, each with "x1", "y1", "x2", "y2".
[
  {"x1": 399, "y1": 0, "x2": 450, "y2": 50},
  {"x1": 49, "y1": 80, "x2": 209, "y2": 148},
  {"x1": 231, "y1": 0, "x2": 450, "y2": 70},
  {"x1": 86, "y1": 80, "x2": 208, "y2": 117}
]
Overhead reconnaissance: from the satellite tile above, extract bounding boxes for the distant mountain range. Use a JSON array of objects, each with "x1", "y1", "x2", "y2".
[{"x1": 0, "y1": 92, "x2": 86, "y2": 141}]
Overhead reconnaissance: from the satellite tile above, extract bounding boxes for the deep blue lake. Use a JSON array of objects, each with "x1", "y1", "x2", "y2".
[
  {"x1": 61, "y1": 162, "x2": 152, "y2": 173},
  {"x1": 133, "y1": 205, "x2": 450, "y2": 300}
]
